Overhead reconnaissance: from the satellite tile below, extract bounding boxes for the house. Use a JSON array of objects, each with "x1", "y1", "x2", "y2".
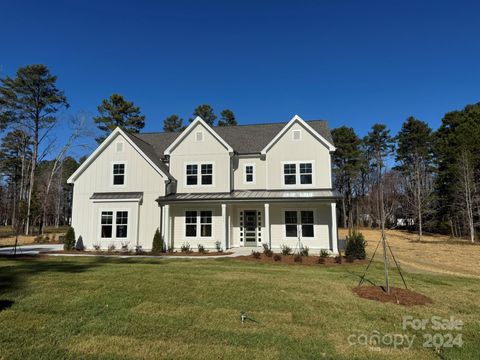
[{"x1": 67, "y1": 115, "x2": 340, "y2": 252}]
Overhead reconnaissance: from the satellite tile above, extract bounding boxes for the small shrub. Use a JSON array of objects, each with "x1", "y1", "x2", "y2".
[
  {"x1": 215, "y1": 241, "x2": 223, "y2": 253},
  {"x1": 293, "y1": 254, "x2": 303, "y2": 263},
  {"x1": 318, "y1": 249, "x2": 329, "y2": 264},
  {"x1": 300, "y1": 245, "x2": 309, "y2": 257},
  {"x1": 335, "y1": 250, "x2": 343, "y2": 264},
  {"x1": 75, "y1": 236, "x2": 85, "y2": 251},
  {"x1": 197, "y1": 244, "x2": 208, "y2": 254},
  {"x1": 135, "y1": 245, "x2": 144, "y2": 254},
  {"x1": 93, "y1": 242, "x2": 101, "y2": 251},
  {"x1": 262, "y1": 243, "x2": 273, "y2": 257},
  {"x1": 107, "y1": 243, "x2": 116, "y2": 252},
  {"x1": 346, "y1": 253, "x2": 355, "y2": 263},
  {"x1": 345, "y1": 230, "x2": 366, "y2": 260},
  {"x1": 251, "y1": 250, "x2": 261, "y2": 259},
  {"x1": 281, "y1": 244, "x2": 292, "y2": 256},
  {"x1": 151, "y1": 229, "x2": 164, "y2": 254},
  {"x1": 273, "y1": 254, "x2": 282, "y2": 261},
  {"x1": 167, "y1": 246, "x2": 174, "y2": 253},
  {"x1": 121, "y1": 241, "x2": 130, "y2": 253},
  {"x1": 64, "y1": 227, "x2": 76, "y2": 251},
  {"x1": 180, "y1": 242, "x2": 192, "y2": 253},
  {"x1": 58, "y1": 235, "x2": 65, "y2": 243}
]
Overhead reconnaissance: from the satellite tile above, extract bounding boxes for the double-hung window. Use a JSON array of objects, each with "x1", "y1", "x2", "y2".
[
  {"x1": 185, "y1": 210, "x2": 213, "y2": 237},
  {"x1": 283, "y1": 162, "x2": 313, "y2": 185},
  {"x1": 113, "y1": 163, "x2": 125, "y2": 185},
  {"x1": 186, "y1": 163, "x2": 213, "y2": 186},
  {"x1": 101, "y1": 211, "x2": 129, "y2": 239},
  {"x1": 245, "y1": 165, "x2": 255, "y2": 183},
  {"x1": 284, "y1": 210, "x2": 314, "y2": 238}
]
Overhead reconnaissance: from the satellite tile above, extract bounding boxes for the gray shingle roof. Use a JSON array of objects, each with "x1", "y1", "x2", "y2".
[{"x1": 135, "y1": 120, "x2": 333, "y2": 158}]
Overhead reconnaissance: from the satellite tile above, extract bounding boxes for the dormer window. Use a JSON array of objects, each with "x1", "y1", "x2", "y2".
[
  {"x1": 292, "y1": 129, "x2": 302, "y2": 141},
  {"x1": 195, "y1": 131, "x2": 204, "y2": 142},
  {"x1": 244, "y1": 164, "x2": 255, "y2": 184},
  {"x1": 113, "y1": 163, "x2": 125, "y2": 185}
]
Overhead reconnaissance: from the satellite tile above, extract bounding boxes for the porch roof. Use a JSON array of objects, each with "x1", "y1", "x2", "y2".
[
  {"x1": 157, "y1": 189, "x2": 341, "y2": 204},
  {"x1": 90, "y1": 192, "x2": 144, "y2": 202}
]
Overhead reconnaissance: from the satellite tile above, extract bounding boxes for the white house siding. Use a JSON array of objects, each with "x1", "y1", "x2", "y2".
[
  {"x1": 168, "y1": 123, "x2": 231, "y2": 194},
  {"x1": 232, "y1": 156, "x2": 267, "y2": 190},
  {"x1": 265, "y1": 121, "x2": 332, "y2": 190},
  {"x1": 71, "y1": 132, "x2": 165, "y2": 250}
]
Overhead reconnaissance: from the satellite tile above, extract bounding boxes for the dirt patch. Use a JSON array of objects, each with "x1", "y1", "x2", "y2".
[
  {"x1": 352, "y1": 286, "x2": 433, "y2": 307},
  {"x1": 235, "y1": 254, "x2": 367, "y2": 266}
]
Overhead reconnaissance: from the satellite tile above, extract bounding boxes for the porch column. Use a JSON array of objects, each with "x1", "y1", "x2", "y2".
[
  {"x1": 164, "y1": 204, "x2": 170, "y2": 250},
  {"x1": 331, "y1": 202, "x2": 338, "y2": 254},
  {"x1": 264, "y1": 203, "x2": 271, "y2": 249},
  {"x1": 221, "y1": 203, "x2": 227, "y2": 250}
]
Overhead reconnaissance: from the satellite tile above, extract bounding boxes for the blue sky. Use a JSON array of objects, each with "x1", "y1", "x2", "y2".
[{"x1": 1, "y1": 0, "x2": 479, "y2": 157}]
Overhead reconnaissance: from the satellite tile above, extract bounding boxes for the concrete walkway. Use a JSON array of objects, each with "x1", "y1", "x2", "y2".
[{"x1": 0, "y1": 244, "x2": 261, "y2": 259}]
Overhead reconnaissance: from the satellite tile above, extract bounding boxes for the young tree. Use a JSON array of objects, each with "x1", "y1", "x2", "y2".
[
  {"x1": 190, "y1": 104, "x2": 216, "y2": 126},
  {"x1": 163, "y1": 114, "x2": 183, "y2": 132},
  {"x1": 218, "y1": 109, "x2": 237, "y2": 126},
  {"x1": 331, "y1": 126, "x2": 362, "y2": 229},
  {"x1": 94, "y1": 93, "x2": 145, "y2": 143},
  {"x1": 0, "y1": 64, "x2": 69, "y2": 234},
  {"x1": 395, "y1": 117, "x2": 434, "y2": 240}
]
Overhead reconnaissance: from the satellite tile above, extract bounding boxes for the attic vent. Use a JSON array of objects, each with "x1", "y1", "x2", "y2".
[
  {"x1": 195, "y1": 131, "x2": 204, "y2": 142},
  {"x1": 116, "y1": 142, "x2": 124, "y2": 152},
  {"x1": 292, "y1": 130, "x2": 302, "y2": 141}
]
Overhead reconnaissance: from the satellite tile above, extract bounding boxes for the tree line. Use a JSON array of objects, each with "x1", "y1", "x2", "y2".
[
  {"x1": 332, "y1": 104, "x2": 480, "y2": 242},
  {"x1": 0, "y1": 64, "x2": 238, "y2": 234}
]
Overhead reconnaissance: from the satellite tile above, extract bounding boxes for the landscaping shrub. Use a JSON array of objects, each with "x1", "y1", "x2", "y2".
[
  {"x1": 197, "y1": 244, "x2": 208, "y2": 254},
  {"x1": 300, "y1": 245, "x2": 309, "y2": 257},
  {"x1": 135, "y1": 245, "x2": 144, "y2": 254},
  {"x1": 262, "y1": 243, "x2": 273, "y2": 257},
  {"x1": 75, "y1": 236, "x2": 85, "y2": 251},
  {"x1": 318, "y1": 249, "x2": 329, "y2": 264},
  {"x1": 281, "y1": 244, "x2": 292, "y2": 256},
  {"x1": 34, "y1": 235, "x2": 49, "y2": 244},
  {"x1": 108, "y1": 243, "x2": 116, "y2": 252},
  {"x1": 93, "y1": 243, "x2": 101, "y2": 251},
  {"x1": 335, "y1": 250, "x2": 343, "y2": 264},
  {"x1": 121, "y1": 241, "x2": 130, "y2": 253},
  {"x1": 64, "y1": 227, "x2": 75, "y2": 250},
  {"x1": 215, "y1": 241, "x2": 223, "y2": 253},
  {"x1": 293, "y1": 254, "x2": 303, "y2": 263},
  {"x1": 151, "y1": 229, "x2": 163, "y2": 254},
  {"x1": 346, "y1": 253, "x2": 355, "y2": 263},
  {"x1": 345, "y1": 230, "x2": 366, "y2": 260},
  {"x1": 181, "y1": 242, "x2": 192, "y2": 253},
  {"x1": 251, "y1": 250, "x2": 261, "y2": 259},
  {"x1": 273, "y1": 254, "x2": 282, "y2": 261}
]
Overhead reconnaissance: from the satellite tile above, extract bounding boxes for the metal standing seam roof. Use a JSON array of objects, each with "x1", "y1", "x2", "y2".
[
  {"x1": 90, "y1": 192, "x2": 144, "y2": 200},
  {"x1": 157, "y1": 190, "x2": 341, "y2": 203}
]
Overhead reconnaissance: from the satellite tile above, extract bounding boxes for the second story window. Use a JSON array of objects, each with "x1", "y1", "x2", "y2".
[
  {"x1": 113, "y1": 163, "x2": 125, "y2": 185},
  {"x1": 186, "y1": 163, "x2": 214, "y2": 186},
  {"x1": 283, "y1": 162, "x2": 313, "y2": 185},
  {"x1": 244, "y1": 164, "x2": 255, "y2": 183}
]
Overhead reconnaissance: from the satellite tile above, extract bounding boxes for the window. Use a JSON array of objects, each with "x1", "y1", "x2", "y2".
[
  {"x1": 292, "y1": 129, "x2": 302, "y2": 141},
  {"x1": 284, "y1": 210, "x2": 314, "y2": 238},
  {"x1": 113, "y1": 163, "x2": 125, "y2": 185},
  {"x1": 116, "y1": 211, "x2": 128, "y2": 238},
  {"x1": 201, "y1": 164, "x2": 213, "y2": 185},
  {"x1": 245, "y1": 165, "x2": 254, "y2": 183},
  {"x1": 195, "y1": 131, "x2": 204, "y2": 142},
  {"x1": 200, "y1": 211, "x2": 212, "y2": 237},
  {"x1": 186, "y1": 163, "x2": 213, "y2": 186},
  {"x1": 185, "y1": 210, "x2": 212, "y2": 237},
  {"x1": 185, "y1": 211, "x2": 197, "y2": 237},
  {"x1": 283, "y1": 164, "x2": 296, "y2": 185},
  {"x1": 283, "y1": 162, "x2": 313, "y2": 185},
  {"x1": 299, "y1": 163, "x2": 312, "y2": 184},
  {"x1": 101, "y1": 211, "x2": 113, "y2": 238}
]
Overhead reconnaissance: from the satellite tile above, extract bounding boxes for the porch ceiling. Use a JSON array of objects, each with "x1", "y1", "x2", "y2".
[{"x1": 157, "y1": 189, "x2": 341, "y2": 204}]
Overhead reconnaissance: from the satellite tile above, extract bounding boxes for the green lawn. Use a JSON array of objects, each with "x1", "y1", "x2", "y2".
[{"x1": 0, "y1": 257, "x2": 479, "y2": 360}]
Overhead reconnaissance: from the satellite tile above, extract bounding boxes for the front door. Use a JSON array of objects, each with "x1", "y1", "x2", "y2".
[{"x1": 244, "y1": 210, "x2": 257, "y2": 247}]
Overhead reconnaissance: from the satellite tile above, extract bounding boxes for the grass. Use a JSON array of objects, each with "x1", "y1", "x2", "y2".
[{"x1": 0, "y1": 257, "x2": 479, "y2": 359}]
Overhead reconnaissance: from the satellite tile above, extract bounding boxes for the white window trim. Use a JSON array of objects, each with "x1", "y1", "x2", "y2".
[
  {"x1": 281, "y1": 160, "x2": 315, "y2": 187},
  {"x1": 99, "y1": 209, "x2": 130, "y2": 242},
  {"x1": 111, "y1": 161, "x2": 127, "y2": 188},
  {"x1": 282, "y1": 209, "x2": 315, "y2": 240},
  {"x1": 183, "y1": 161, "x2": 215, "y2": 188},
  {"x1": 243, "y1": 163, "x2": 256, "y2": 185},
  {"x1": 292, "y1": 129, "x2": 302, "y2": 141},
  {"x1": 183, "y1": 208, "x2": 214, "y2": 240}
]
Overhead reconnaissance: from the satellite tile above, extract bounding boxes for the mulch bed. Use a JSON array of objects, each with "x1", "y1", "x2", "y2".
[
  {"x1": 352, "y1": 286, "x2": 433, "y2": 306},
  {"x1": 236, "y1": 254, "x2": 367, "y2": 266},
  {"x1": 45, "y1": 250, "x2": 232, "y2": 256}
]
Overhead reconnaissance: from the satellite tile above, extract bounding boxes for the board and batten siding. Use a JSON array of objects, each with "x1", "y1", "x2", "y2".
[
  {"x1": 71, "y1": 133, "x2": 165, "y2": 250},
  {"x1": 265, "y1": 121, "x2": 332, "y2": 190}
]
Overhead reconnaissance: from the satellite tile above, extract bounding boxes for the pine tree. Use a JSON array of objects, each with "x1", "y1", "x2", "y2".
[
  {"x1": 218, "y1": 109, "x2": 237, "y2": 126},
  {"x1": 163, "y1": 114, "x2": 183, "y2": 132},
  {"x1": 152, "y1": 228, "x2": 164, "y2": 253},
  {"x1": 190, "y1": 104, "x2": 216, "y2": 126},
  {"x1": 94, "y1": 93, "x2": 145, "y2": 143}
]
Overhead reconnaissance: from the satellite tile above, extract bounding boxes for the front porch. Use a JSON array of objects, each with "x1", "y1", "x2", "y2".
[{"x1": 157, "y1": 190, "x2": 341, "y2": 253}]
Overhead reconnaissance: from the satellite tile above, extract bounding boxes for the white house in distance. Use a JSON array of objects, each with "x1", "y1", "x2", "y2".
[{"x1": 67, "y1": 115, "x2": 340, "y2": 252}]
